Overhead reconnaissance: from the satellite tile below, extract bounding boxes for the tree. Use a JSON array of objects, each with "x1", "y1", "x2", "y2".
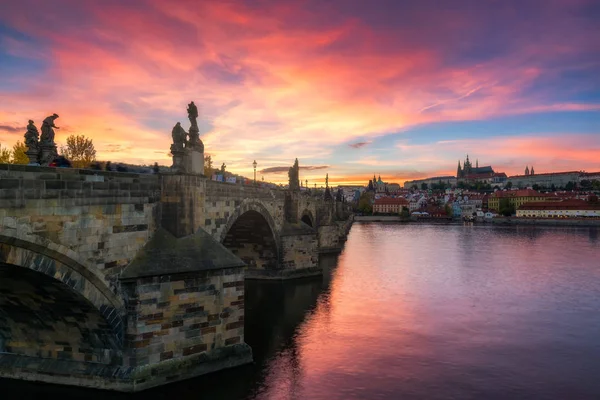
[
  {"x1": 11, "y1": 141, "x2": 28, "y2": 164},
  {"x1": 444, "y1": 204, "x2": 453, "y2": 218},
  {"x1": 62, "y1": 135, "x2": 96, "y2": 168},
  {"x1": 499, "y1": 198, "x2": 515, "y2": 217},
  {"x1": 204, "y1": 155, "x2": 213, "y2": 175},
  {"x1": 400, "y1": 206, "x2": 410, "y2": 219},
  {"x1": 505, "y1": 181, "x2": 513, "y2": 189},
  {"x1": 550, "y1": 184, "x2": 556, "y2": 192},
  {"x1": 357, "y1": 192, "x2": 372, "y2": 214},
  {"x1": 565, "y1": 181, "x2": 575, "y2": 191},
  {"x1": 421, "y1": 182, "x2": 428, "y2": 190},
  {"x1": 532, "y1": 184, "x2": 540, "y2": 191},
  {"x1": 0, "y1": 144, "x2": 11, "y2": 164}
]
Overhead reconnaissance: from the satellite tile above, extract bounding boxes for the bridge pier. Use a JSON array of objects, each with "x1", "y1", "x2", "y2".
[
  {"x1": 245, "y1": 222, "x2": 320, "y2": 280},
  {"x1": 117, "y1": 228, "x2": 253, "y2": 391}
]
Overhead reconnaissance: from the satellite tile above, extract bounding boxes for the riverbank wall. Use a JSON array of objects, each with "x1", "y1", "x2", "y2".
[{"x1": 491, "y1": 218, "x2": 600, "y2": 227}]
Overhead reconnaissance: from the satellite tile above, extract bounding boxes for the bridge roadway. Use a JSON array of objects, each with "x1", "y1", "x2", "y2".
[{"x1": 0, "y1": 164, "x2": 352, "y2": 391}]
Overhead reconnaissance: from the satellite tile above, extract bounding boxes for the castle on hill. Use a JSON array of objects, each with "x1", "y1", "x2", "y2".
[{"x1": 456, "y1": 155, "x2": 494, "y2": 178}]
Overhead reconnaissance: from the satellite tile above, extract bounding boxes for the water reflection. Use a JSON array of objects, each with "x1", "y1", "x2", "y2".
[
  {"x1": 4, "y1": 225, "x2": 600, "y2": 400},
  {"x1": 1, "y1": 255, "x2": 338, "y2": 400}
]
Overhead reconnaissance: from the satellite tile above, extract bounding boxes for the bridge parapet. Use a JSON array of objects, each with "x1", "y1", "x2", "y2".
[{"x1": 0, "y1": 165, "x2": 160, "y2": 294}]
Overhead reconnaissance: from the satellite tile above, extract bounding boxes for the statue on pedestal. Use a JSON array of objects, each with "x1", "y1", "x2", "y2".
[
  {"x1": 170, "y1": 102, "x2": 205, "y2": 174},
  {"x1": 170, "y1": 122, "x2": 187, "y2": 172},
  {"x1": 186, "y1": 101, "x2": 203, "y2": 151},
  {"x1": 40, "y1": 113, "x2": 59, "y2": 146},
  {"x1": 187, "y1": 101, "x2": 199, "y2": 130},
  {"x1": 24, "y1": 120, "x2": 40, "y2": 165},
  {"x1": 171, "y1": 122, "x2": 187, "y2": 149},
  {"x1": 40, "y1": 113, "x2": 59, "y2": 166}
]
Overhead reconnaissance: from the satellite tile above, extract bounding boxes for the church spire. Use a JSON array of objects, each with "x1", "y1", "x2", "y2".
[
  {"x1": 457, "y1": 160, "x2": 462, "y2": 178},
  {"x1": 476, "y1": 159, "x2": 479, "y2": 169},
  {"x1": 530, "y1": 166, "x2": 534, "y2": 175},
  {"x1": 525, "y1": 165, "x2": 530, "y2": 176}
]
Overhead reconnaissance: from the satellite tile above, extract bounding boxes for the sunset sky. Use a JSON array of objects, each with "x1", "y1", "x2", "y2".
[{"x1": 1, "y1": 0, "x2": 599, "y2": 185}]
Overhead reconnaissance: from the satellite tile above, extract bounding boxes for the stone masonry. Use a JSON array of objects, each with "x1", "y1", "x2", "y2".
[{"x1": 0, "y1": 164, "x2": 352, "y2": 391}]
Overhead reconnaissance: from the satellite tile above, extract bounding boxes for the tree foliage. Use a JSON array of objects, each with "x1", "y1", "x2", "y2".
[
  {"x1": 204, "y1": 155, "x2": 213, "y2": 175},
  {"x1": 400, "y1": 206, "x2": 410, "y2": 219},
  {"x1": 11, "y1": 141, "x2": 29, "y2": 164},
  {"x1": 0, "y1": 145, "x2": 11, "y2": 164},
  {"x1": 357, "y1": 192, "x2": 373, "y2": 214},
  {"x1": 62, "y1": 135, "x2": 96, "y2": 168},
  {"x1": 444, "y1": 204, "x2": 453, "y2": 217},
  {"x1": 499, "y1": 198, "x2": 515, "y2": 217},
  {"x1": 565, "y1": 181, "x2": 576, "y2": 191}
]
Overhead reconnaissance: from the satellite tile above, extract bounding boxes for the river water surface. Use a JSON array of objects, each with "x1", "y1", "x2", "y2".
[{"x1": 6, "y1": 223, "x2": 600, "y2": 399}]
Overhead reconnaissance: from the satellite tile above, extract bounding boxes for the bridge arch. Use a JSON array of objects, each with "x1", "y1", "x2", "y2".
[
  {"x1": 219, "y1": 201, "x2": 281, "y2": 269},
  {"x1": 301, "y1": 210, "x2": 315, "y2": 228},
  {"x1": 0, "y1": 235, "x2": 125, "y2": 360}
]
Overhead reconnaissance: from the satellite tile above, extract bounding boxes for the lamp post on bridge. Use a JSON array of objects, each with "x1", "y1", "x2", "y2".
[{"x1": 253, "y1": 160, "x2": 257, "y2": 185}]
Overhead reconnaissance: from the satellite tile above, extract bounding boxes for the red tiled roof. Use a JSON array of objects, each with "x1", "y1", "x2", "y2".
[
  {"x1": 374, "y1": 197, "x2": 409, "y2": 205},
  {"x1": 492, "y1": 189, "x2": 549, "y2": 198},
  {"x1": 519, "y1": 199, "x2": 600, "y2": 210}
]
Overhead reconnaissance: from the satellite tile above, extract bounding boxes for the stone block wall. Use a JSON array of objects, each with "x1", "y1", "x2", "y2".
[
  {"x1": 317, "y1": 218, "x2": 353, "y2": 253},
  {"x1": 280, "y1": 233, "x2": 318, "y2": 271},
  {"x1": 160, "y1": 174, "x2": 206, "y2": 238},
  {"x1": 0, "y1": 165, "x2": 160, "y2": 294},
  {"x1": 120, "y1": 267, "x2": 251, "y2": 387},
  {"x1": 0, "y1": 266, "x2": 121, "y2": 364}
]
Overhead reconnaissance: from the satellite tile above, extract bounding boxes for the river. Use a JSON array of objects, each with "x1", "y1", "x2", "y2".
[{"x1": 5, "y1": 223, "x2": 600, "y2": 399}]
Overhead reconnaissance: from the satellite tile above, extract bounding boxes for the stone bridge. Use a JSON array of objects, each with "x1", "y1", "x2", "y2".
[{"x1": 0, "y1": 164, "x2": 352, "y2": 391}]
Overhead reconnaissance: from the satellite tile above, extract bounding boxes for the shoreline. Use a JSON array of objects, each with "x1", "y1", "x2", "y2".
[{"x1": 354, "y1": 215, "x2": 600, "y2": 227}]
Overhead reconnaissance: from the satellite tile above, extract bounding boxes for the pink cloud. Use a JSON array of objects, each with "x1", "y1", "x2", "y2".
[{"x1": 0, "y1": 0, "x2": 598, "y2": 181}]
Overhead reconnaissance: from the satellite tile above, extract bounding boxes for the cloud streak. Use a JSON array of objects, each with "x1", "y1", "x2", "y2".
[
  {"x1": 349, "y1": 142, "x2": 371, "y2": 149},
  {"x1": 260, "y1": 165, "x2": 329, "y2": 174}
]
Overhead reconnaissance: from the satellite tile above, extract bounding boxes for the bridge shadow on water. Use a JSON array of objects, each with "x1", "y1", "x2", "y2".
[{"x1": 0, "y1": 254, "x2": 340, "y2": 400}]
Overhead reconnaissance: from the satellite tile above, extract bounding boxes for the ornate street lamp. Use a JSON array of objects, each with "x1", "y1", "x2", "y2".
[{"x1": 253, "y1": 160, "x2": 257, "y2": 184}]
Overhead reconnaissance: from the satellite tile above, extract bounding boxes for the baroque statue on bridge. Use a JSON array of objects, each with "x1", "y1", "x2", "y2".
[
  {"x1": 39, "y1": 113, "x2": 59, "y2": 165},
  {"x1": 24, "y1": 120, "x2": 41, "y2": 165},
  {"x1": 170, "y1": 102, "x2": 205, "y2": 174},
  {"x1": 40, "y1": 113, "x2": 59, "y2": 146},
  {"x1": 24, "y1": 120, "x2": 39, "y2": 149},
  {"x1": 187, "y1": 101, "x2": 199, "y2": 130},
  {"x1": 171, "y1": 122, "x2": 187, "y2": 149},
  {"x1": 186, "y1": 101, "x2": 202, "y2": 149}
]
